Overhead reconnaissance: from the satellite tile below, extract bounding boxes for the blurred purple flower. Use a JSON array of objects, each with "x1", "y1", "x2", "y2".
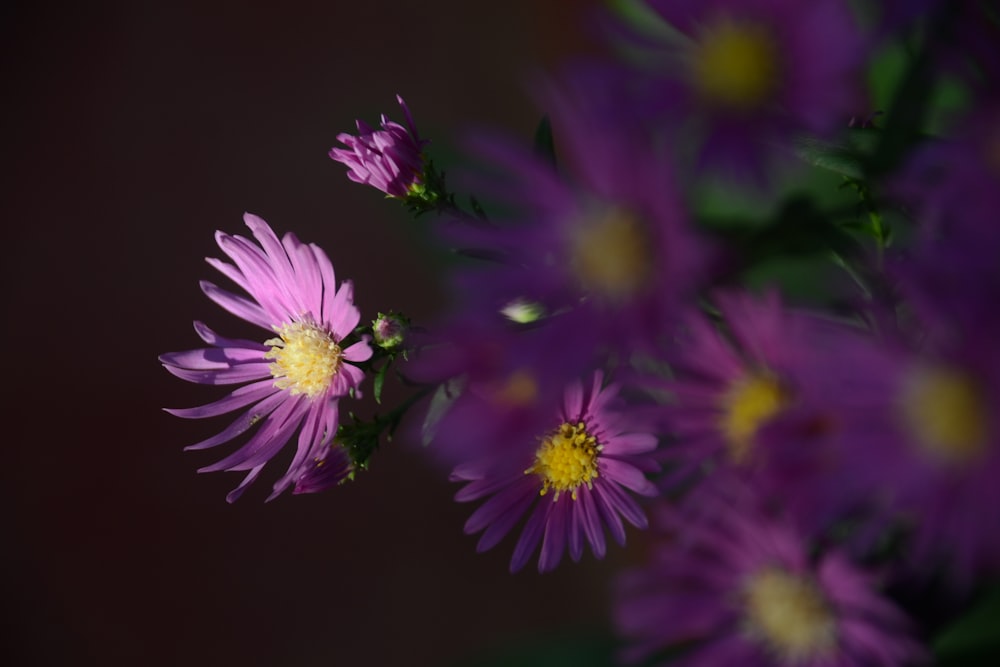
[
  {"x1": 615, "y1": 491, "x2": 927, "y2": 667},
  {"x1": 802, "y1": 279, "x2": 1000, "y2": 581},
  {"x1": 657, "y1": 291, "x2": 840, "y2": 491},
  {"x1": 618, "y1": 0, "x2": 867, "y2": 181},
  {"x1": 160, "y1": 214, "x2": 372, "y2": 502},
  {"x1": 329, "y1": 95, "x2": 427, "y2": 198},
  {"x1": 452, "y1": 372, "x2": 659, "y2": 573},
  {"x1": 446, "y1": 85, "x2": 710, "y2": 363}
]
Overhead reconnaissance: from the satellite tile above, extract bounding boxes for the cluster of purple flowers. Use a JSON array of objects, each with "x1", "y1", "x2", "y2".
[{"x1": 161, "y1": 0, "x2": 1000, "y2": 663}]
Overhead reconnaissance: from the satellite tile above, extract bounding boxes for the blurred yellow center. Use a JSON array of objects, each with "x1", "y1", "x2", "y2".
[
  {"x1": 899, "y1": 366, "x2": 988, "y2": 466},
  {"x1": 742, "y1": 567, "x2": 837, "y2": 662},
  {"x1": 570, "y1": 207, "x2": 651, "y2": 301},
  {"x1": 693, "y1": 19, "x2": 778, "y2": 110},
  {"x1": 719, "y1": 373, "x2": 788, "y2": 463},
  {"x1": 265, "y1": 322, "x2": 342, "y2": 398},
  {"x1": 527, "y1": 421, "x2": 600, "y2": 501},
  {"x1": 493, "y1": 369, "x2": 540, "y2": 407}
]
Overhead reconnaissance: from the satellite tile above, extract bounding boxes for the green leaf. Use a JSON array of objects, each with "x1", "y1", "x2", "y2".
[
  {"x1": 532, "y1": 115, "x2": 557, "y2": 168},
  {"x1": 793, "y1": 133, "x2": 869, "y2": 180},
  {"x1": 934, "y1": 586, "x2": 1000, "y2": 665}
]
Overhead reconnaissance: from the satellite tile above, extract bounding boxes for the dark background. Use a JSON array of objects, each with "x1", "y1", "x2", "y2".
[{"x1": 1, "y1": 1, "x2": 633, "y2": 665}]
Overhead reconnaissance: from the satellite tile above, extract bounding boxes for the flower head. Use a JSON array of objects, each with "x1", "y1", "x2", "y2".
[
  {"x1": 446, "y1": 86, "x2": 709, "y2": 363},
  {"x1": 803, "y1": 295, "x2": 1000, "y2": 581},
  {"x1": 329, "y1": 95, "x2": 427, "y2": 198},
  {"x1": 160, "y1": 213, "x2": 372, "y2": 502},
  {"x1": 372, "y1": 311, "x2": 408, "y2": 351},
  {"x1": 660, "y1": 291, "x2": 818, "y2": 481},
  {"x1": 614, "y1": 491, "x2": 927, "y2": 667},
  {"x1": 607, "y1": 0, "x2": 866, "y2": 180},
  {"x1": 451, "y1": 371, "x2": 660, "y2": 573},
  {"x1": 292, "y1": 443, "x2": 355, "y2": 495}
]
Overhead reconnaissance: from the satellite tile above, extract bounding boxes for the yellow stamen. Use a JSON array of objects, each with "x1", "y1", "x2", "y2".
[
  {"x1": 526, "y1": 421, "x2": 601, "y2": 501},
  {"x1": 692, "y1": 18, "x2": 779, "y2": 110},
  {"x1": 899, "y1": 365, "x2": 989, "y2": 466},
  {"x1": 742, "y1": 566, "x2": 837, "y2": 662},
  {"x1": 719, "y1": 373, "x2": 788, "y2": 463},
  {"x1": 570, "y1": 206, "x2": 652, "y2": 301},
  {"x1": 264, "y1": 321, "x2": 342, "y2": 398}
]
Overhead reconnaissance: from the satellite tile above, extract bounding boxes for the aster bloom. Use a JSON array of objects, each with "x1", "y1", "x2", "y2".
[
  {"x1": 614, "y1": 492, "x2": 927, "y2": 667},
  {"x1": 451, "y1": 372, "x2": 660, "y2": 573},
  {"x1": 291, "y1": 442, "x2": 354, "y2": 495},
  {"x1": 329, "y1": 95, "x2": 427, "y2": 198},
  {"x1": 800, "y1": 278, "x2": 1000, "y2": 580},
  {"x1": 660, "y1": 291, "x2": 830, "y2": 486},
  {"x1": 446, "y1": 85, "x2": 709, "y2": 364},
  {"x1": 160, "y1": 213, "x2": 372, "y2": 502},
  {"x1": 617, "y1": 0, "x2": 866, "y2": 179}
]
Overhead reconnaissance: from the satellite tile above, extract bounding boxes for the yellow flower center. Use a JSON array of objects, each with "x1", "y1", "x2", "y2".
[
  {"x1": 526, "y1": 421, "x2": 601, "y2": 501},
  {"x1": 719, "y1": 373, "x2": 789, "y2": 463},
  {"x1": 742, "y1": 567, "x2": 837, "y2": 663},
  {"x1": 570, "y1": 206, "x2": 652, "y2": 302},
  {"x1": 899, "y1": 365, "x2": 989, "y2": 466},
  {"x1": 264, "y1": 322, "x2": 343, "y2": 398},
  {"x1": 692, "y1": 18, "x2": 779, "y2": 110}
]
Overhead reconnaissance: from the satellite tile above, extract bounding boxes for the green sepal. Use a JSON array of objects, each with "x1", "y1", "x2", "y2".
[{"x1": 373, "y1": 362, "x2": 388, "y2": 405}]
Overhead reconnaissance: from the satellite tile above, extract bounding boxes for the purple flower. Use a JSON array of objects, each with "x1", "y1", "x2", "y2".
[
  {"x1": 659, "y1": 291, "x2": 830, "y2": 487},
  {"x1": 801, "y1": 286, "x2": 1000, "y2": 581},
  {"x1": 160, "y1": 213, "x2": 372, "y2": 502},
  {"x1": 329, "y1": 95, "x2": 427, "y2": 198},
  {"x1": 451, "y1": 372, "x2": 660, "y2": 573},
  {"x1": 446, "y1": 86, "x2": 710, "y2": 364},
  {"x1": 614, "y1": 491, "x2": 927, "y2": 667},
  {"x1": 615, "y1": 0, "x2": 867, "y2": 180},
  {"x1": 292, "y1": 442, "x2": 354, "y2": 495}
]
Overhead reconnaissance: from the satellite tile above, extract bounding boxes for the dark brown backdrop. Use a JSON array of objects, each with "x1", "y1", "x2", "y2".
[{"x1": 0, "y1": 2, "x2": 634, "y2": 666}]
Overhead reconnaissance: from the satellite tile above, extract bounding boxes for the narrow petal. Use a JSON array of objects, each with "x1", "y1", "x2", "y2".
[
  {"x1": 510, "y1": 504, "x2": 549, "y2": 573},
  {"x1": 225, "y1": 464, "x2": 266, "y2": 503},
  {"x1": 184, "y1": 390, "x2": 288, "y2": 451},
  {"x1": 476, "y1": 488, "x2": 537, "y2": 552},
  {"x1": 164, "y1": 379, "x2": 277, "y2": 419},
  {"x1": 599, "y1": 458, "x2": 658, "y2": 496},
  {"x1": 578, "y1": 487, "x2": 606, "y2": 559},
  {"x1": 342, "y1": 339, "x2": 373, "y2": 363},
  {"x1": 163, "y1": 362, "x2": 273, "y2": 385},
  {"x1": 158, "y1": 346, "x2": 265, "y2": 370},
  {"x1": 192, "y1": 321, "x2": 269, "y2": 351},
  {"x1": 465, "y1": 479, "x2": 537, "y2": 535},
  {"x1": 200, "y1": 281, "x2": 272, "y2": 330},
  {"x1": 538, "y1": 500, "x2": 569, "y2": 572}
]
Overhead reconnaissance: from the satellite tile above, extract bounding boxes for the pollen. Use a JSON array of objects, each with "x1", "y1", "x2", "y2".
[
  {"x1": 264, "y1": 321, "x2": 343, "y2": 398},
  {"x1": 569, "y1": 206, "x2": 652, "y2": 302},
  {"x1": 899, "y1": 365, "x2": 989, "y2": 466},
  {"x1": 719, "y1": 372, "x2": 788, "y2": 463},
  {"x1": 742, "y1": 566, "x2": 837, "y2": 663},
  {"x1": 692, "y1": 18, "x2": 779, "y2": 110},
  {"x1": 527, "y1": 421, "x2": 601, "y2": 501}
]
